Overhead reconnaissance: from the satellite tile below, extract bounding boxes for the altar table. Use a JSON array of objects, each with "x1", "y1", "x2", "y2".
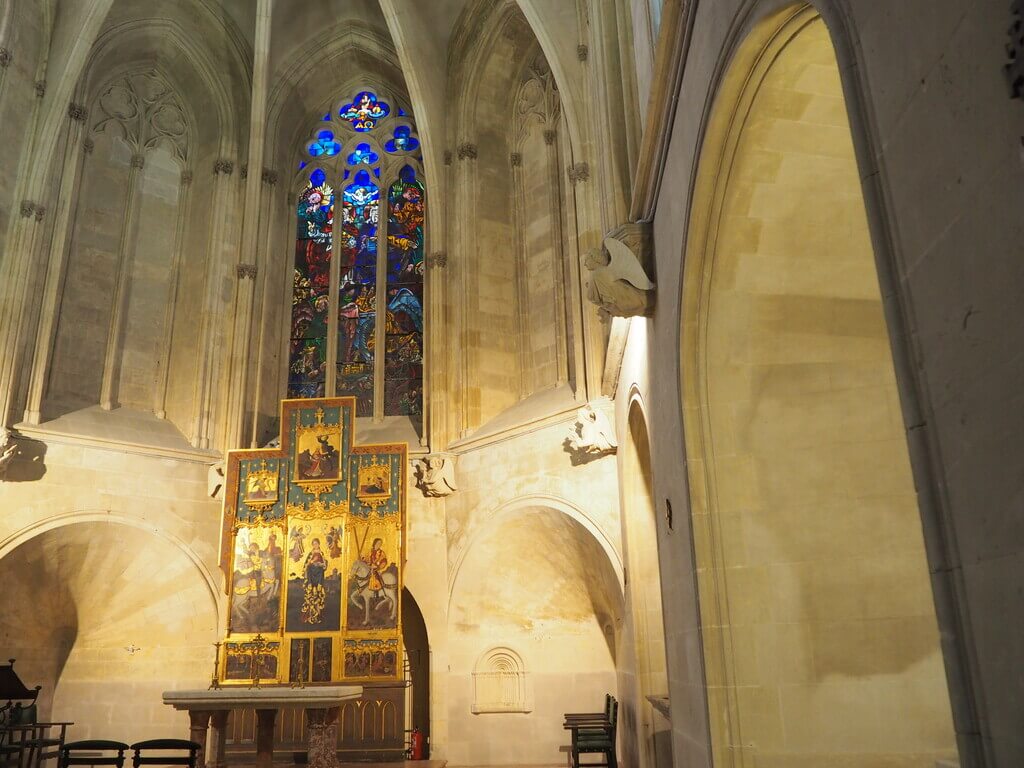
[{"x1": 163, "y1": 686, "x2": 363, "y2": 768}]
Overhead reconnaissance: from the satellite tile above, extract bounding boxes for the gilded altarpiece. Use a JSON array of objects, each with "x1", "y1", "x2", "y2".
[{"x1": 218, "y1": 398, "x2": 406, "y2": 686}]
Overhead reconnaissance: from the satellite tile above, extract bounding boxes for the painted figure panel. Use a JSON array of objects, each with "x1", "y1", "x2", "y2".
[
  {"x1": 313, "y1": 637, "x2": 333, "y2": 682},
  {"x1": 294, "y1": 422, "x2": 343, "y2": 483},
  {"x1": 285, "y1": 518, "x2": 344, "y2": 633},
  {"x1": 229, "y1": 526, "x2": 283, "y2": 634},
  {"x1": 384, "y1": 166, "x2": 424, "y2": 417},
  {"x1": 346, "y1": 524, "x2": 399, "y2": 631},
  {"x1": 289, "y1": 638, "x2": 311, "y2": 683},
  {"x1": 343, "y1": 638, "x2": 399, "y2": 679}
]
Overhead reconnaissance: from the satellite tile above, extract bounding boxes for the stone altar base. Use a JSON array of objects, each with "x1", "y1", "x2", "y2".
[{"x1": 163, "y1": 687, "x2": 363, "y2": 768}]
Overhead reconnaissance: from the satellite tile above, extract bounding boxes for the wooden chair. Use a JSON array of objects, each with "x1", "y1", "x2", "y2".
[
  {"x1": 129, "y1": 740, "x2": 201, "y2": 768},
  {"x1": 564, "y1": 699, "x2": 617, "y2": 768},
  {"x1": 58, "y1": 741, "x2": 129, "y2": 768},
  {"x1": 0, "y1": 660, "x2": 71, "y2": 768}
]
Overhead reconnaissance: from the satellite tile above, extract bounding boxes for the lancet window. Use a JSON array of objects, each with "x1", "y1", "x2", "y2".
[{"x1": 288, "y1": 89, "x2": 425, "y2": 424}]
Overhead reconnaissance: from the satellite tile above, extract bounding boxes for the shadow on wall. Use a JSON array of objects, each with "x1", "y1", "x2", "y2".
[
  {"x1": 0, "y1": 521, "x2": 218, "y2": 742},
  {"x1": 1, "y1": 437, "x2": 47, "y2": 483}
]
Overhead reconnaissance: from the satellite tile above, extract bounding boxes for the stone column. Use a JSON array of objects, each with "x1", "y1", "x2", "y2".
[
  {"x1": 254, "y1": 709, "x2": 277, "y2": 768},
  {"x1": 187, "y1": 710, "x2": 211, "y2": 768},
  {"x1": 248, "y1": 169, "x2": 279, "y2": 446},
  {"x1": 99, "y1": 151, "x2": 147, "y2": 411},
  {"x1": 305, "y1": 706, "x2": 341, "y2": 768},
  {"x1": 153, "y1": 168, "x2": 194, "y2": 419},
  {"x1": 223, "y1": 0, "x2": 273, "y2": 449},
  {"x1": 543, "y1": 128, "x2": 570, "y2": 387},
  {"x1": 23, "y1": 103, "x2": 89, "y2": 424},
  {"x1": 452, "y1": 142, "x2": 478, "y2": 436},
  {"x1": 509, "y1": 151, "x2": 531, "y2": 397},
  {"x1": 208, "y1": 710, "x2": 230, "y2": 768},
  {"x1": 0, "y1": 47, "x2": 11, "y2": 110},
  {"x1": 191, "y1": 158, "x2": 236, "y2": 449}
]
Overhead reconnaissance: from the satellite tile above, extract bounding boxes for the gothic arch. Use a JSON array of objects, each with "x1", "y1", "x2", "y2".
[
  {"x1": 676, "y1": 0, "x2": 979, "y2": 758},
  {"x1": 678, "y1": 6, "x2": 958, "y2": 764}
]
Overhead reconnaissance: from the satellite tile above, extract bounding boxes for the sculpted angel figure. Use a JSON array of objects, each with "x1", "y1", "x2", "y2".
[
  {"x1": 566, "y1": 404, "x2": 617, "y2": 459},
  {"x1": 0, "y1": 428, "x2": 17, "y2": 479},
  {"x1": 413, "y1": 455, "x2": 457, "y2": 497}
]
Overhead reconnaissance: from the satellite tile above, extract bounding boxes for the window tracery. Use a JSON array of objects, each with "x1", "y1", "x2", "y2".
[{"x1": 288, "y1": 88, "x2": 424, "y2": 424}]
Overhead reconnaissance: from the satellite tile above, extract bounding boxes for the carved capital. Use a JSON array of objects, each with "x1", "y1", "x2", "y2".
[
  {"x1": 34, "y1": 81, "x2": 46, "y2": 98},
  {"x1": 240, "y1": 164, "x2": 248, "y2": 180},
  {"x1": 19, "y1": 201, "x2": 35, "y2": 218},
  {"x1": 443, "y1": 150, "x2": 453, "y2": 166},
  {"x1": 261, "y1": 169, "x2": 278, "y2": 186},
  {"x1": 567, "y1": 162, "x2": 590, "y2": 184},
  {"x1": 83, "y1": 138, "x2": 95, "y2": 155},
  {"x1": 214, "y1": 159, "x2": 234, "y2": 176},
  {"x1": 130, "y1": 154, "x2": 146, "y2": 169},
  {"x1": 180, "y1": 170, "x2": 194, "y2": 185},
  {"x1": 543, "y1": 129, "x2": 557, "y2": 146},
  {"x1": 457, "y1": 142, "x2": 477, "y2": 160},
  {"x1": 68, "y1": 103, "x2": 88, "y2": 122},
  {"x1": 509, "y1": 152, "x2": 522, "y2": 168},
  {"x1": 577, "y1": 44, "x2": 589, "y2": 62},
  {"x1": 426, "y1": 252, "x2": 448, "y2": 269},
  {"x1": 236, "y1": 263, "x2": 258, "y2": 280},
  {"x1": 0, "y1": 48, "x2": 12, "y2": 69},
  {"x1": 34, "y1": 205, "x2": 46, "y2": 222}
]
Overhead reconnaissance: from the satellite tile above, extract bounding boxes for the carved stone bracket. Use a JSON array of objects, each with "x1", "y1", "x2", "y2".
[
  {"x1": 567, "y1": 163, "x2": 590, "y2": 184},
  {"x1": 563, "y1": 404, "x2": 617, "y2": 465},
  {"x1": 130, "y1": 154, "x2": 146, "y2": 170},
  {"x1": 457, "y1": 142, "x2": 478, "y2": 160},
  {"x1": 1007, "y1": 0, "x2": 1024, "y2": 99},
  {"x1": 509, "y1": 152, "x2": 522, "y2": 168},
  {"x1": 426, "y1": 252, "x2": 448, "y2": 269},
  {"x1": 236, "y1": 264, "x2": 258, "y2": 280},
  {"x1": 577, "y1": 44, "x2": 589, "y2": 62},
  {"x1": 34, "y1": 81, "x2": 46, "y2": 98},
  {"x1": 584, "y1": 222, "x2": 656, "y2": 318},
  {"x1": 214, "y1": 159, "x2": 234, "y2": 176},
  {"x1": 68, "y1": 103, "x2": 89, "y2": 122},
  {"x1": 413, "y1": 454, "x2": 457, "y2": 497},
  {"x1": 0, "y1": 428, "x2": 18, "y2": 481},
  {"x1": 0, "y1": 48, "x2": 12, "y2": 69},
  {"x1": 261, "y1": 169, "x2": 278, "y2": 186}
]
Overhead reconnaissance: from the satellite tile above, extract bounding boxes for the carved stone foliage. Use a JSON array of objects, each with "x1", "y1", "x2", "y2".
[
  {"x1": 513, "y1": 53, "x2": 561, "y2": 150},
  {"x1": 93, "y1": 71, "x2": 189, "y2": 162},
  {"x1": 413, "y1": 454, "x2": 458, "y2": 497},
  {"x1": 0, "y1": 428, "x2": 18, "y2": 481},
  {"x1": 584, "y1": 222, "x2": 656, "y2": 318},
  {"x1": 564, "y1": 404, "x2": 617, "y2": 465}
]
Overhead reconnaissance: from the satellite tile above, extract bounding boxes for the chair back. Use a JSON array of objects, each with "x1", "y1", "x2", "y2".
[
  {"x1": 608, "y1": 700, "x2": 618, "y2": 739},
  {"x1": 129, "y1": 740, "x2": 201, "y2": 768},
  {"x1": 59, "y1": 740, "x2": 130, "y2": 768}
]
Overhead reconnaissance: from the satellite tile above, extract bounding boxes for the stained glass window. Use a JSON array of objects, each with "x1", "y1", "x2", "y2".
[
  {"x1": 339, "y1": 92, "x2": 390, "y2": 132},
  {"x1": 289, "y1": 91, "x2": 424, "y2": 423},
  {"x1": 384, "y1": 165, "x2": 424, "y2": 416},
  {"x1": 384, "y1": 125, "x2": 420, "y2": 154},
  {"x1": 288, "y1": 168, "x2": 333, "y2": 398},
  {"x1": 336, "y1": 170, "x2": 379, "y2": 417},
  {"x1": 348, "y1": 143, "x2": 379, "y2": 165}
]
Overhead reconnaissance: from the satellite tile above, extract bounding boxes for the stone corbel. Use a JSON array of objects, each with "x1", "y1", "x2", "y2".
[
  {"x1": 236, "y1": 264, "x2": 258, "y2": 280},
  {"x1": 583, "y1": 222, "x2": 655, "y2": 318},
  {"x1": 412, "y1": 454, "x2": 457, "y2": 497}
]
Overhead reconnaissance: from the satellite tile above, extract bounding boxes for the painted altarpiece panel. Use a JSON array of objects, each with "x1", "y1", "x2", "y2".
[{"x1": 218, "y1": 398, "x2": 406, "y2": 685}]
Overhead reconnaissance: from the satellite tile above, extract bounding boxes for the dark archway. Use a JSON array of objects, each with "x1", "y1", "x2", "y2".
[{"x1": 402, "y1": 586, "x2": 430, "y2": 756}]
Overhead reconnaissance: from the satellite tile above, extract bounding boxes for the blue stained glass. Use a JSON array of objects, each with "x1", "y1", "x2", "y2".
[
  {"x1": 339, "y1": 91, "x2": 390, "y2": 132},
  {"x1": 308, "y1": 129, "x2": 341, "y2": 157},
  {"x1": 310, "y1": 168, "x2": 326, "y2": 187},
  {"x1": 322, "y1": 113, "x2": 331, "y2": 121},
  {"x1": 384, "y1": 125, "x2": 420, "y2": 153},
  {"x1": 298, "y1": 160, "x2": 308, "y2": 171},
  {"x1": 398, "y1": 108, "x2": 407, "y2": 116},
  {"x1": 347, "y1": 142, "x2": 380, "y2": 165}
]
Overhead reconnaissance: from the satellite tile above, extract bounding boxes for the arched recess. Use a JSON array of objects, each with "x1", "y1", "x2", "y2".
[
  {"x1": 619, "y1": 398, "x2": 671, "y2": 768},
  {"x1": 679, "y1": 6, "x2": 957, "y2": 765},
  {"x1": 401, "y1": 586, "x2": 431, "y2": 756},
  {"x1": 447, "y1": 502, "x2": 622, "y2": 767},
  {"x1": 0, "y1": 518, "x2": 219, "y2": 742}
]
